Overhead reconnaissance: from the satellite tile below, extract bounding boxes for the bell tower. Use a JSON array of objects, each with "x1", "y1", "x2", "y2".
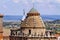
[
  {"x1": 0, "y1": 14, "x2": 3, "y2": 40},
  {"x1": 20, "y1": 8, "x2": 46, "y2": 37}
]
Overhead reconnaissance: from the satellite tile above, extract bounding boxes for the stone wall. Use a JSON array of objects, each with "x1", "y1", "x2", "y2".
[
  {"x1": 0, "y1": 14, "x2": 3, "y2": 40},
  {"x1": 3, "y1": 36, "x2": 10, "y2": 40},
  {"x1": 10, "y1": 36, "x2": 57, "y2": 40}
]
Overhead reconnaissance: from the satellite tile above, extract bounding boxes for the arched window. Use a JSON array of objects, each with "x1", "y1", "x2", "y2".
[{"x1": 29, "y1": 30, "x2": 31, "y2": 34}]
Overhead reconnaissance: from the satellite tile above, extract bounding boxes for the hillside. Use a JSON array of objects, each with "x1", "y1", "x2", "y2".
[{"x1": 3, "y1": 15, "x2": 60, "y2": 21}]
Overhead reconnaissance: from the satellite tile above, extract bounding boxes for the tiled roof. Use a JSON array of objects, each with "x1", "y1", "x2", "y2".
[{"x1": 21, "y1": 8, "x2": 45, "y2": 28}]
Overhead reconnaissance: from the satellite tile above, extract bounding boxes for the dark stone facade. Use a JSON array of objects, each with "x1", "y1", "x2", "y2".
[{"x1": 10, "y1": 36, "x2": 57, "y2": 40}]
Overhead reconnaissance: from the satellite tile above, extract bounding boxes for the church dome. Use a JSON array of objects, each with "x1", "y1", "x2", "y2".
[
  {"x1": 27, "y1": 8, "x2": 40, "y2": 16},
  {"x1": 20, "y1": 8, "x2": 45, "y2": 28},
  {"x1": 29, "y1": 8, "x2": 39, "y2": 13}
]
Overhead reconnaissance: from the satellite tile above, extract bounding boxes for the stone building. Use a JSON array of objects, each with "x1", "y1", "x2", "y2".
[
  {"x1": 10, "y1": 8, "x2": 57, "y2": 40},
  {"x1": 3, "y1": 27, "x2": 10, "y2": 40},
  {"x1": 0, "y1": 14, "x2": 3, "y2": 40}
]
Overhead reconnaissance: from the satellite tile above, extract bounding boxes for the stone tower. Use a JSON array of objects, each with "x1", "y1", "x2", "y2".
[
  {"x1": 10, "y1": 8, "x2": 57, "y2": 40},
  {"x1": 20, "y1": 8, "x2": 46, "y2": 37},
  {"x1": 0, "y1": 14, "x2": 3, "y2": 40}
]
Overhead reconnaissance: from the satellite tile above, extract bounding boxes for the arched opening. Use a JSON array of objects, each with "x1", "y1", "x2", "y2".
[{"x1": 29, "y1": 30, "x2": 31, "y2": 35}]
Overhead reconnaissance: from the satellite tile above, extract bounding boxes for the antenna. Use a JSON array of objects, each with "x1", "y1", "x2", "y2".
[
  {"x1": 22, "y1": 9, "x2": 25, "y2": 21},
  {"x1": 23, "y1": 9, "x2": 25, "y2": 15}
]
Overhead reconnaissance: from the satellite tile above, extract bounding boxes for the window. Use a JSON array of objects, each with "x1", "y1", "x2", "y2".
[{"x1": 29, "y1": 30, "x2": 31, "y2": 34}]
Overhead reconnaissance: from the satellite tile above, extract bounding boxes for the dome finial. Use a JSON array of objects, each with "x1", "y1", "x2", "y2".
[
  {"x1": 28, "y1": 3, "x2": 39, "y2": 13},
  {"x1": 33, "y1": 3, "x2": 34, "y2": 8}
]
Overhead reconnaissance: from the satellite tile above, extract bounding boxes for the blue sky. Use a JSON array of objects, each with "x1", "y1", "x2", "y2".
[{"x1": 0, "y1": 0, "x2": 60, "y2": 15}]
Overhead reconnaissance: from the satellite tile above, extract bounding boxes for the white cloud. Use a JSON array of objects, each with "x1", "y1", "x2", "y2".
[
  {"x1": 12, "y1": 0, "x2": 20, "y2": 3},
  {"x1": 46, "y1": 0, "x2": 53, "y2": 2},
  {"x1": 31, "y1": 0, "x2": 35, "y2": 3},
  {"x1": 14, "y1": 0, "x2": 29, "y2": 7},
  {"x1": 31, "y1": 0, "x2": 54, "y2": 4},
  {"x1": 12, "y1": 0, "x2": 29, "y2": 5},
  {"x1": 2, "y1": 5, "x2": 7, "y2": 9},
  {"x1": 48, "y1": 5, "x2": 54, "y2": 8},
  {"x1": 31, "y1": 0, "x2": 44, "y2": 3},
  {"x1": 56, "y1": 0, "x2": 60, "y2": 3},
  {"x1": 22, "y1": 0, "x2": 29, "y2": 5},
  {"x1": 36, "y1": 0, "x2": 44, "y2": 3},
  {"x1": 47, "y1": 4, "x2": 56, "y2": 11}
]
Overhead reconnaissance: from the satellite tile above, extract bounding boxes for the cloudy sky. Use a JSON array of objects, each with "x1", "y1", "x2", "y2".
[{"x1": 0, "y1": 0, "x2": 60, "y2": 15}]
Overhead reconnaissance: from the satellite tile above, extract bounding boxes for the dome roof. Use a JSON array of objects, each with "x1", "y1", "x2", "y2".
[
  {"x1": 29, "y1": 8, "x2": 39, "y2": 13},
  {"x1": 20, "y1": 8, "x2": 45, "y2": 28},
  {"x1": 27, "y1": 8, "x2": 40, "y2": 16},
  {"x1": 21, "y1": 16, "x2": 45, "y2": 28}
]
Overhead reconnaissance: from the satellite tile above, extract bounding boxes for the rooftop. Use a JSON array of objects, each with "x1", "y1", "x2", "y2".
[{"x1": 29, "y1": 8, "x2": 39, "y2": 13}]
